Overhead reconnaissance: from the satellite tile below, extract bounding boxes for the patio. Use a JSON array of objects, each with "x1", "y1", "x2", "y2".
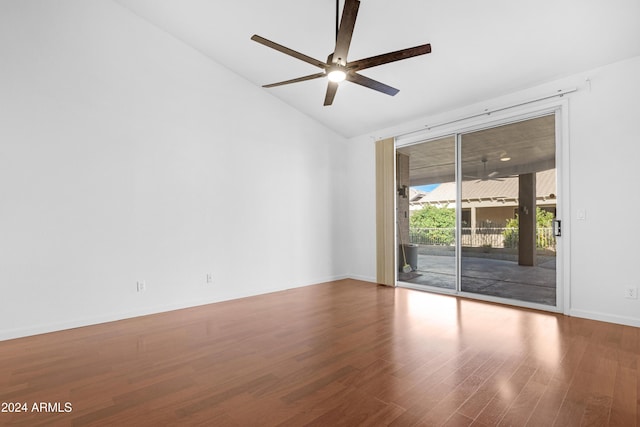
[{"x1": 399, "y1": 252, "x2": 556, "y2": 306}]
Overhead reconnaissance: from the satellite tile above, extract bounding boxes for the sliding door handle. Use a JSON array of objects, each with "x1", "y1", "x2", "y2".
[{"x1": 553, "y1": 219, "x2": 561, "y2": 237}]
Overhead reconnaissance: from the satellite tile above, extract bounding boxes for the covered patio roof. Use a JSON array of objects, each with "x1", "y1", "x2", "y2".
[
  {"x1": 410, "y1": 169, "x2": 557, "y2": 206},
  {"x1": 398, "y1": 115, "x2": 556, "y2": 186}
]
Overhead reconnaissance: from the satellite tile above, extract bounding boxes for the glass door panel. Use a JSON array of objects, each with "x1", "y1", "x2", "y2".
[
  {"x1": 396, "y1": 136, "x2": 457, "y2": 290},
  {"x1": 459, "y1": 115, "x2": 557, "y2": 306}
]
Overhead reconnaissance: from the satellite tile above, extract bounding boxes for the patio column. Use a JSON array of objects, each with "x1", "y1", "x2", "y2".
[{"x1": 518, "y1": 173, "x2": 536, "y2": 266}]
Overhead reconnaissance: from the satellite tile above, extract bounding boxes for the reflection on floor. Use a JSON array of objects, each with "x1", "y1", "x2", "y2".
[{"x1": 399, "y1": 254, "x2": 556, "y2": 306}]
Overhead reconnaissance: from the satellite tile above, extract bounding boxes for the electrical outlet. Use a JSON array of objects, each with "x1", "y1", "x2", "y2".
[
  {"x1": 206, "y1": 273, "x2": 213, "y2": 284},
  {"x1": 136, "y1": 280, "x2": 146, "y2": 293},
  {"x1": 624, "y1": 286, "x2": 637, "y2": 299}
]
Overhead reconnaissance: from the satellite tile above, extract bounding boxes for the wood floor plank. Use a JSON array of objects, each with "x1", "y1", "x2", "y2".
[
  {"x1": 455, "y1": 354, "x2": 523, "y2": 420},
  {"x1": 497, "y1": 364, "x2": 550, "y2": 426},
  {"x1": 473, "y1": 361, "x2": 538, "y2": 425},
  {"x1": 358, "y1": 402, "x2": 406, "y2": 426},
  {"x1": 0, "y1": 279, "x2": 637, "y2": 426},
  {"x1": 410, "y1": 352, "x2": 503, "y2": 426},
  {"x1": 553, "y1": 335, "x2": 619, "y2": 426},
  {"x1": 442, "y1": 411, "x2": 475, "y2": 427},
  {"x1": 608, "y1": 341, "x2": 639, "y2": 426}
]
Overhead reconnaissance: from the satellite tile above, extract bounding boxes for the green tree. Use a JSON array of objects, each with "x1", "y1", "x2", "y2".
[
  {"x1": 503, "y1": 208, "x2": 555, "y2": 249},
  {"x1": 409, "y1": 205, "x2": 456, "y2": 245}
]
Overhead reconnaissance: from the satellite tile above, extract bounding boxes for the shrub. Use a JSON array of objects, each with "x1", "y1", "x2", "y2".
[
  {"x1": 409, "y1": 205, "x2": 456, "y2": 245},
  {"x1": 502, "y1": 208, "x2": 555, "y2": 249}
]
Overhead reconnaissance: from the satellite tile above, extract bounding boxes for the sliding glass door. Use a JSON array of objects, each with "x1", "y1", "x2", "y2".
[
  {"x1": 397, "y1": 113, "x2": 560, "y2": 309},
  {"x1": 460, "y1": 115, "x2": 557, "y2": 306},
  {"x1": 396, "y1": 136, "x2": 456, "y2": 290}
]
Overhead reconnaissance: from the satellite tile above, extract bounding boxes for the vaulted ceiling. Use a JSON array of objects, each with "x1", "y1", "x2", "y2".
[{"x1": 115, "y1": 0, "x2": 640, "y2": 137}]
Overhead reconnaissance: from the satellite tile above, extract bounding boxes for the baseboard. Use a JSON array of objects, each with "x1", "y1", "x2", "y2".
[
  {"x1": 0, "y1": 274, "x2": 352, "y2": 342},
  {"x1": 569, "y1": 308, "x2": 640, "y2": 328},
  {"x1": 5, "y1": 282, "x2": 637, "y2": 342},
  {"x1": 347, "y1": 274, "x2": 377, "y2": 284},
  {"x1": 308, "y1": 274, "x2": 350, "y2": 284},
  {"x1": 0, "y1": 297, "x2": 236, "y2": 342}
]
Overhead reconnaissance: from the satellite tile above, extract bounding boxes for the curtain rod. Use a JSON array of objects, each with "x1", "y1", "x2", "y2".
[{"x1": 389, "y1": 87, "x2": 577, "y2": 140}]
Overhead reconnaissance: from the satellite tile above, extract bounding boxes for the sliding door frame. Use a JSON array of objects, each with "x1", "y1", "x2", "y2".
[{"x1": 394, "y1": 98, "x2": 570, "y2": 314}]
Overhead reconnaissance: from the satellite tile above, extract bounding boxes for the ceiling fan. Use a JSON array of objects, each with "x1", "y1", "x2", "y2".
[
  {"x1": 250, "y1": 0, "x2": 432, "y2": 106},
  {"x1": 464, "y1": 157, "x2": 505, "y2": 182}
]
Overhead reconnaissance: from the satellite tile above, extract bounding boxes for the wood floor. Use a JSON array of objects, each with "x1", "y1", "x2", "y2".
[{"x1": 0, "y1": 279, "x2": 638, "y2": 426}]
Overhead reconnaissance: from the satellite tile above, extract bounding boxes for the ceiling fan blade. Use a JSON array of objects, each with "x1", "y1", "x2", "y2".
[
  {"x1": 332, "y1": 0, "x2": 360, "y2": 65},
  {"x1": 347, "y1": 72, "x2": 399, "y2": 96},
  {"x1": 251, "y1": 35, "x2": 327, "y2": 69},
  {"x1": 262, "y1": 72, "x2": 327, "y2": 88},
  {"x1": 348, "y1": 43, "x2": 432, "y2": 71},
  {"x1": 324, "y1": 82, "x2": 339, "y2": 106}
]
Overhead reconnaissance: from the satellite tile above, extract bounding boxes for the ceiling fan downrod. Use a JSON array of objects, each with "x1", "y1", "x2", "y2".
[{"x1": 336, "y1": 0, "x2": 339, "y2": 43}]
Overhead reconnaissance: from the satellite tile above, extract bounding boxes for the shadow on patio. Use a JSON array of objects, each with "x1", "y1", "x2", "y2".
[{"x1": 399, "y1": 250, "x2": 556, "y2": 306}]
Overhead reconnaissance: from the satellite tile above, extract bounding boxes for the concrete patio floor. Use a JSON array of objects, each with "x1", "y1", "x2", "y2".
[{"x1": 398, "y1": 254, "x2": 557, "y2": 306}]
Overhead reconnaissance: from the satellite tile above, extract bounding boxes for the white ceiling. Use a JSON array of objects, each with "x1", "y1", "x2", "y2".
[{"x1": 114, "y1": 0, "x2": 640, "y2": 138}]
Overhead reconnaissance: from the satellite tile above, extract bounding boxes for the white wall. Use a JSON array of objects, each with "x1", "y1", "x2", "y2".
[
  {"x1": 0, "y1": 1, "x2": 348, "y2": 340},
  {"x1": 346, "y1": 55, "x2": 640, "y2": 327},
  {"x1": 567, "y1": 56, "x2": 640, "y2": 326}
]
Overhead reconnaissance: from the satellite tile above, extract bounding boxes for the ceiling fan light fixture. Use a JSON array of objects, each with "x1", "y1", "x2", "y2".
[{"x1": 327, "y1": 68, "x2": 347, "y2": 83}]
